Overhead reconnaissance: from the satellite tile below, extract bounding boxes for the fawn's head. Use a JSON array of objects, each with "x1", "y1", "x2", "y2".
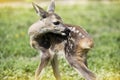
[{"x1": 32, "y1": 0, "x2": 69, "y2": 35}]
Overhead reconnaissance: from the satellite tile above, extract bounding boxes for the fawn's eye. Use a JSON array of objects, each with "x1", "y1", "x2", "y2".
[{"x1": 53, "y1": 21, "x2": 60, "y2": 25}]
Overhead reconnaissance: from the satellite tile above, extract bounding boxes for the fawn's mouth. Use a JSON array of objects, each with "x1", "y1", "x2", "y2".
[{"x1": 38, "y1": 27, "x2": 70, "y2": 36}]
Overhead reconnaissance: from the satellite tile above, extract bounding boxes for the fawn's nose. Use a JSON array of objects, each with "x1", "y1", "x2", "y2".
[
  {"x1": 64, "y1": 28, "x2": 71, "y2": 33},
  {"x1": 61, "y1": 28, "x2": 70, "y2": 36}
]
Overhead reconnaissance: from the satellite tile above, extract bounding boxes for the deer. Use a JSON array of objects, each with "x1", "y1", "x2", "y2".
[{"x1": 28, "y1": 0, "x2": 96, "y2": 80}]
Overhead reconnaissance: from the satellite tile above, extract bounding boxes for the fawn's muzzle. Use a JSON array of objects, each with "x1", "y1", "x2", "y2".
[{"x1": 61, "y1": 28, "x2": 71, "y2": 36}]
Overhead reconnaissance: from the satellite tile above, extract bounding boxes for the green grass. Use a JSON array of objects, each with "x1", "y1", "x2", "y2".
[{"x1": 0, "y1": 2, "x2": 120, "y2": 80}]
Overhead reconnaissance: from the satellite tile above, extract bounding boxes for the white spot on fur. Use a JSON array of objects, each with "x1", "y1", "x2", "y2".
[
  {"x1": 76, "y1": 30, "x2": 79, "y2": 33},
  {"x1": 68, "y1": 27, "x2": 73, "y2": 30},
  {"x1": 79, "y1": 33, "x2": 82, "y2": 36},
  {"x1": 82, "y1": 35, "x2": 85, "y2": 38},
  {"x1": 72, "y1": 27, "x2": 76, "y2": 31}
]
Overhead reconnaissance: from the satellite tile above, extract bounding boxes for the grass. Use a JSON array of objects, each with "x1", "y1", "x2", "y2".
[{"x1": 0, "y1": 2, "x2": 120, "y2": 80}]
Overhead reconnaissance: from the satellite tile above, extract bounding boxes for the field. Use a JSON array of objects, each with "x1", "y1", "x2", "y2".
[{"x1": 0, "y1": 2, "x2": 120, "y2": 80}]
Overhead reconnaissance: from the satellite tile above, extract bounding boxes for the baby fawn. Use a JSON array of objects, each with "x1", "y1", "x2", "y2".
[{"x1": 28, "y1": 0, "x2": 96, "y2": 80}]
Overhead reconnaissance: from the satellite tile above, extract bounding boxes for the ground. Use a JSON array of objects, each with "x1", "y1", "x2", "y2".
[{"x1": 0, "y1": 1, "x2": 120, "y2": 80}]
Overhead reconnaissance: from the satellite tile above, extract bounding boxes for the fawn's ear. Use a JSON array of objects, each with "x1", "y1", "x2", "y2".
[
  {"x1": 32, "y1": 2, "x2": 49, "y2": 18},
  {"x1": 47, "y1": 0, "x2": 55, "y2": 13}
]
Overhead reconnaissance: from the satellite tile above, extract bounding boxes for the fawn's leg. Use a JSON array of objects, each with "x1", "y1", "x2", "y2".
[
  {"x1": 51, "y1": 54, "x2": 61, "y2": 80},
  {"x1": 65, "y1": 55, "x2": 96, "y2": 80},
  {"x1": 35, "y1": 50, "x2": 50, "y2": 80}
]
